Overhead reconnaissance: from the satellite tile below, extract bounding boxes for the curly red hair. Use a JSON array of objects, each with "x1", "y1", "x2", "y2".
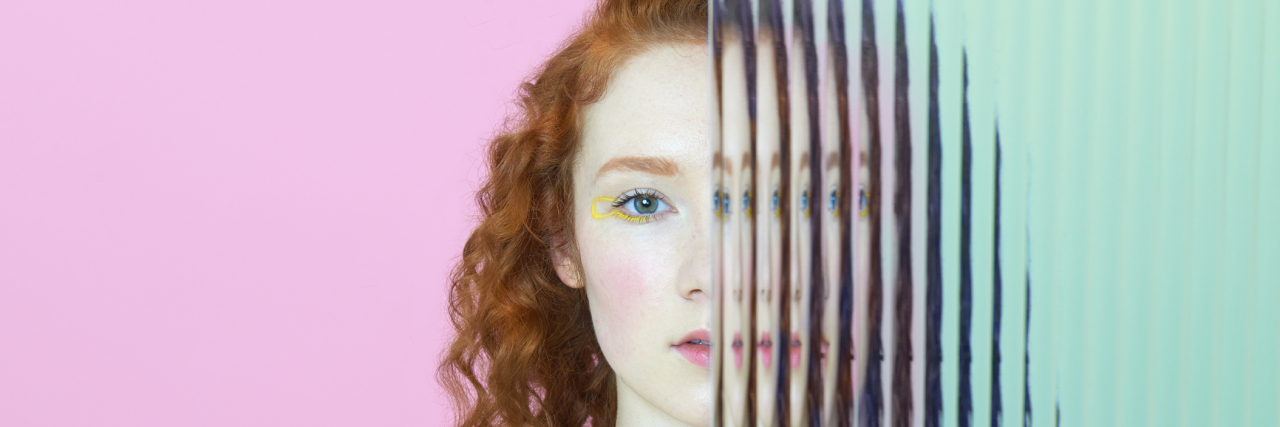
[{"x1": 438, "y1": 1, "x2": 707, "y2": 426}]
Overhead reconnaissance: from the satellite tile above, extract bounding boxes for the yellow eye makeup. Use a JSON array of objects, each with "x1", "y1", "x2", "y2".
[{"x1": 590, "y1": 189, "x2": 673, "y2": 224}]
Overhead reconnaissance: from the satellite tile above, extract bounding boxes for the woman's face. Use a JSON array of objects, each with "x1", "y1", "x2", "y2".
[
  {"x1": 787, "y1": 31, "x2": 813, "y2": 427},
  {"x1": 819, "y1": 118, "x2": 843, "y2": 425},
  {"x1": 852, "y1": 144, "x2": 871, "y2": 402},
  {"x1": 818, "y1": 42, "x2": 847, "y2": 423},
  {"x1": 563, "y1": 42, "x2": 713, "y2": 427},
  {"x1": 720, "y1": 30, "x2": 754, "y2": 427},
  {"x1": 752, "y1": 30, "x2": 784, "y2": 427}
]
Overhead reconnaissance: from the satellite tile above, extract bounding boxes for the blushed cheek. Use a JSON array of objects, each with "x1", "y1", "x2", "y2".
[{"x1": 580, "y1": 238, "x2": 673, "y2": 357}]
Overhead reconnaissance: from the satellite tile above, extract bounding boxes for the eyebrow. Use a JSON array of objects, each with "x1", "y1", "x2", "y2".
[
  {"x1": 596, "y1": 156, "x2": 680, "y2": 180},
  {"x1": 771, "y1": 152, "x2": 780, "y2": 170},
  {"x1": 799, "y1": 151, "x2": 810, "y2": 171},
  {"x1": 826, "y1": 151, "x2": 840, "y2": 172},
  {"x1": 741, "y1": 152, "x2": 752, "y2": 171}
]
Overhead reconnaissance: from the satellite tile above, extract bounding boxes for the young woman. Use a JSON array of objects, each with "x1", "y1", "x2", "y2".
[{"x1": 438, "y1": 1, "x2": 715, "y2": 426}]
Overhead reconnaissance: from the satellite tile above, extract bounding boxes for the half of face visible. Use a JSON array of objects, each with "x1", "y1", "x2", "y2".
[{"x1": 571, "y1": 42, "x2": 713, "y2": 427}]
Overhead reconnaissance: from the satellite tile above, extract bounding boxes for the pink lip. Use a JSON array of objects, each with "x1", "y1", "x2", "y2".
[
  {"x1": 789, "y1": 331, "x2": 802, "y2": 369},
  {"x1": 818, "y1": 338, "x2": 830, "y2": 378},
  {"x1": 758, "y1": 331, "x2": 772, "y2": 368},
  {"x1": 673, "y1": 329, "x2": 711, "y2": 368},
  {"x1": 732, "y1": 332, "x2": 744, "y2": 369}
]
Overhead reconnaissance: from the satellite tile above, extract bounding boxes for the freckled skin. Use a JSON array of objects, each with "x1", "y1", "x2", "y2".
[{"x1": 561, "y1": 42, "x2": 713, "y2": 427}]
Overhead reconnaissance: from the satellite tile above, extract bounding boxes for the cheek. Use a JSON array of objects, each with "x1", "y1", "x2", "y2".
[{"x1": 578, "y1": 231, "x2": 678, "y2": 354}]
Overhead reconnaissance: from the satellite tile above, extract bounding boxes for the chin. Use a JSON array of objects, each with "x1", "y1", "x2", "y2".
[{"x1": 667, "y1": 387, "x2": 712, "y2": 427}]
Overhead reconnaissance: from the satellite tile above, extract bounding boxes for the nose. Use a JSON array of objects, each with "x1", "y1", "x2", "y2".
[
  {"x1": 679, "y1": 203, "x2": 712, "y2": 302},
  {"x1": 679, "y1": 246, "x2": 709, "y2": 302}
]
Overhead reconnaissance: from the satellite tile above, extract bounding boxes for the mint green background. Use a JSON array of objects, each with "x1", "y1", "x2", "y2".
[
  {"x1": 715, "y1": 0, "x2": 1277, "y2": 424},
  {"x1": 867, "y1": 0, "x2": 1278, "y2": 425}
]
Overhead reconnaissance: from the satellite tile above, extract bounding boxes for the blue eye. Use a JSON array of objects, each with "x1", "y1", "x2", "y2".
[
  {"x1": 800, "y1": 189, "x2": 810, "y2": 214},
  {"x1": 713, "y1": 191, "x2": 722, "y2": 215},
  {"x1": 828, "y1": 189, "x2": 839, "y2": 212},
  {"x1": 610, "y1": 189, "x2": 672, "y2": 221},
  {"x1": 772, "y1": 190, "x2": 779, "y2": 212},
  {"x1": 722, "y1": 191, "x2": 731, "y2": 214},
  {"x1": 631, "y1": 195, "x2": 661, "y2": 214},
  {"x1": 742, "y1": 191, "x2": 751, "y2": 211}
]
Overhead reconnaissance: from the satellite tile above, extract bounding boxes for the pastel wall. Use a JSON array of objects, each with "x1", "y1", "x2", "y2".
[{"x1": 0, "y1": 0, "x2": 595, "y2": 425}]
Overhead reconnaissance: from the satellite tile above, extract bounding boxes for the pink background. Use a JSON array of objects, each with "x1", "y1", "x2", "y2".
[{"x1": 0, "y1": 0, "x2": 594, "y2": 425}]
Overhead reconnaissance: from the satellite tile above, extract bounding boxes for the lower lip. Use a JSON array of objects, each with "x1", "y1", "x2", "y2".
[
  {"x1": 758, "y1": 332, "x2": 772, "y2": 368},
  {"x1": 821, "y1": 340, "x2": 830, "y2": 366},
  {"x1": 790, "y1": 334, "x2": 802, "y2": 369},
  {"x1": 674, "y1": 342, "x2": 710, "y2": 368}
]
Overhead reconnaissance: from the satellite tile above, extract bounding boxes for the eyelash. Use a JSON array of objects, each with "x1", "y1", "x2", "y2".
[{"x1": 609, "y1": 188, "x2": 672, "y2": 223}]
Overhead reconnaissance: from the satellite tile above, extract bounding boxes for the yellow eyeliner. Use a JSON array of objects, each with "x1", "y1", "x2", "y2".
[
  {"x1": 591, "y1": 197, "x2": 617, "y2": 219},
  {"x1": 591, "y1": 197, "x2": 655, "y2": 223}
]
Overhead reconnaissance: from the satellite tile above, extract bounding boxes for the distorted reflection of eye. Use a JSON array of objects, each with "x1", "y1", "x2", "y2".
[
  {"x1": 800, "y1": 188, "x2": 810, "y2": 217},
  {"x1": 742, "y1": 190, "x2": 752, "y2": 217},
  {"x1": 828, "y1": 188, "x2": 839, "y2": 216},
  {"x1": 713, "y1": 189, "x2": 722, "y2": 218},
  {"x1": 858, "y1": 184, "x2": 869, "y2": 217},
  {"x1": 722, "y1": 190, "x2": 731, "y2": 215},
  {"x1": 771, "y1": 189, "x2": 780, "y2": 217}
]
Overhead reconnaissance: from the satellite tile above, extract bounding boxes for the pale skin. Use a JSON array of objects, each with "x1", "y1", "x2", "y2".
[
  {"x1": 552, "y1": 42, "x2": 714, "y2": 427},
  {"x1": 720, "y1": 26, "x2": 754, "y2": 427},
  {"x1": 788, "y1": 24, "x2": 814, "y2": 427},
  {"x1": 819, "y1": 37, "x2": 851, "y2": 426},
  {"x1": 752, "y1": 28, "x2": 785, "y2": 427},
  {"x1": 852, "y1": 141, "x2": 872, "y2": 423}
]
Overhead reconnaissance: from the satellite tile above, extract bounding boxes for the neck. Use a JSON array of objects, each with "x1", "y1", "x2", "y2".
[{"x1": 615, "y1": 377, "x2": 696, "y2": 427}]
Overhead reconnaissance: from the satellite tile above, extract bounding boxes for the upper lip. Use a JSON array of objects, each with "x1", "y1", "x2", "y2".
[{"x1": 676, "y1": 329, "x2": 712, "y2": 346}]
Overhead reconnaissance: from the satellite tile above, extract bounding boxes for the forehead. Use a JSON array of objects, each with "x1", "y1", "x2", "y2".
[{"x1": 578, "y1": 43, "x2": 710, "y2": 171}]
